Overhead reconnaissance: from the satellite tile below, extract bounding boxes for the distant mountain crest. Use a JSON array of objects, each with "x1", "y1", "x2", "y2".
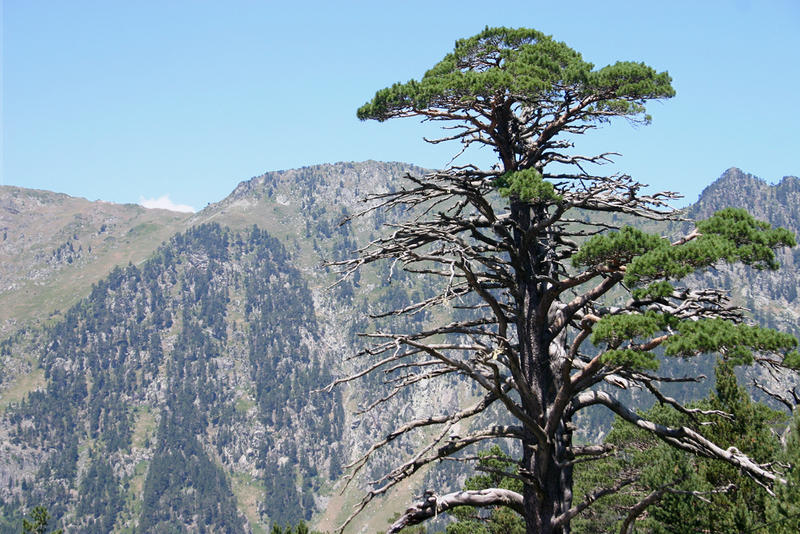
[
  {"x1": 0, "y1": 186, "x2": 190, "y2": 336},
  {"x1": 691, "y1": 168, "x2": 800, "y2": 225}
]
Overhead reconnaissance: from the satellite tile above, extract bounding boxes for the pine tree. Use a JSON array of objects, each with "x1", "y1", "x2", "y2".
[
  {"x1": 766, "y1": 410, "x2": 800, "y2": 533},
  {"x1": 332, "y1": 26, "x2": 798, "y2": 534},
  {"x1": 571, "y1": 361, "x2": 785, "y2": 533},
  {"x1": 21, "y1": 506, "x2": 62, "y2": 534}
]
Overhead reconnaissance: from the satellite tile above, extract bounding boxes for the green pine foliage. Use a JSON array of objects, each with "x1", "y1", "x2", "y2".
[
  {"x1": 572, "y1": 227, "x2": 666, "y2": 269},
  {"x1": 495, "y1": 168, "x2": 561, "y2": 202},
  {"x1": 572, "y1": 361, "x2": 786, "y2": 533},
  {"x1": 574, "y1": 207, "x2": 799, "y2": 373},
  {"x1": 624, "y1": 208, "x2": 795, "y2": 289},
  {"x1": 268, "y1": 520, "x2": 323, "y2": 534},
  {"x1": 591, "y1": 311, "x2": 671, "y2": 346},
  {"x1": 21, "y1": 506, "x2": 62, "y2": 534},
  {"x1": 574, "y1": 209, "x2": 796, "y2": 307},
  {"x1": 357, "y1": 27, "x2": 673, "y2": 123},
  {"x1": 663, "y1": 318, "x2": 799, "y2": 366}
]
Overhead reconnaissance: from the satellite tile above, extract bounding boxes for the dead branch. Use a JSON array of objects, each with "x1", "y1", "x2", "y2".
[
  {"x1": 386, "y1": 488, "x2": 524, "y2": 534},
  {"x1": 571, "y1": 390, "x2": 785, "y2": 490}
]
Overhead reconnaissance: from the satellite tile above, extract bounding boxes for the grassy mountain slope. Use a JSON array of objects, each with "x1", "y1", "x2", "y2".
[{"x1": 0, "y1": 186, "x2": 191, "y2": 337}]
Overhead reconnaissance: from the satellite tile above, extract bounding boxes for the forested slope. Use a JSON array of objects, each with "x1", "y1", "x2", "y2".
[{"x1": 0, "y1": 223, "x2": 341, "y2": 532}]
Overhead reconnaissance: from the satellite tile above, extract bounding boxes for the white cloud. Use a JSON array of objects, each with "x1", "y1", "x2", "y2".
[{"x1": 139, "y1": 195, "x2": 196, "y2": 213}]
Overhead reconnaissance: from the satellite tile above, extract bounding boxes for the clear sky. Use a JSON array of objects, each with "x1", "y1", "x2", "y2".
[{"x1": 2, "y1": 0, "x2": 798, "y2": 212}]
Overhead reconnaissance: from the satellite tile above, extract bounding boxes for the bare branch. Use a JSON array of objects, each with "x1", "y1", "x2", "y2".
[
  {"x1": 752, "y1": 379, "x2": 800, "y2": 412},
  {"x1": 554, "y1": 477, "x2": 637, "y2": 527},
  {"x1": 337, "y1": 424, "x2": 522, "y2": 533},
  {"x1": 571, "y1": 390, "x2": 785, "y2": 490},
  {"x1": 643, "y1": 380, "x2": 734, "y2": 422},
  {"x1": 386, "y1": 488, "x2": 524, "y2": 534},
  {"x1": 618, "y1": 477, "x2": 687, "y2": 534}
]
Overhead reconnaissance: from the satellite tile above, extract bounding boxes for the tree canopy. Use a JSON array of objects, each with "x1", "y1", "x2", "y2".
[
  {"x1": 357, "y1": 26, "x2": 674, "y2": 172},
  {"x1": 334, "y1": 26, "x2": 798, "y2": 534}
]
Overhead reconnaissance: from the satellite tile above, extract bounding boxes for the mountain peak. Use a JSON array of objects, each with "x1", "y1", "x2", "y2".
[
  {"x1": 777, "y1": 174, "x2": 800, "y2": 189},
  {"x1": 689, "y1": 168, "x2": 800, "y2": 231},
  {"x1": 189, "y1": 161, "x2": 429, "y2": 236},
  {"x1": 712, "y1": 166, "x2": 764, "y2": 187}
]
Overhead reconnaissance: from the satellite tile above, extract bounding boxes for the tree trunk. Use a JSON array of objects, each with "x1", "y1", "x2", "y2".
[
  {"x1": 521, "y1": 426, "x2": 574, "y2": 534},
  {"x1": 513, "y1": 199, "x2": 573, "y2": 534}
]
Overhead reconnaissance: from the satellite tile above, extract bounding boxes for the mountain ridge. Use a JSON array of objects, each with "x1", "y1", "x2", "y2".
[
  {"x1": 0, "y1": 185, "x2": 191, "y2": 337},
  {"x1": 0, "y1": 162, "x2": 797, "y2": 533}
]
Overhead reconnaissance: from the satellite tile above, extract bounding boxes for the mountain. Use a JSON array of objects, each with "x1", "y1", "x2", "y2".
[
  {"x1": 689, "y1": 168, "x2": 800, "y2": 332},
  {"x1": 0, "y1": 162, "x2": 441, "y2": 533},
  {"x1": 0, "y1": 187, "x2": 193, "y2": 338},
  {"x1": 1, "y1": 223, "x2": 343, "y2": 532},
  {"x1": 0, "y1": 163, "x2": 797, "y2": 533}
]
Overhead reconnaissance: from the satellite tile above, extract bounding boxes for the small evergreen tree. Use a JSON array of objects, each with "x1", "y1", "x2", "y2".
[
  {"x1": 21, "y1": 506, "x2": 62, "y2": 534},
  {"x1": 571, "y1": 361, "x2": 785, "y2": 533},
  {"x1": 766, "y1": 410, "x2": 800, "y2": 533}
]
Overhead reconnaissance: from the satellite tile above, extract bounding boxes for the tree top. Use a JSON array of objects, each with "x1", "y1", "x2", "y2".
[{"x1": 357, "y1": 26, "x2": 675, "y2": 126}]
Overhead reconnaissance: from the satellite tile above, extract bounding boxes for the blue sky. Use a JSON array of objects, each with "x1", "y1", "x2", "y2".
[{"x1": 2, "y1": 0, "x2": 798, "y2": 212}]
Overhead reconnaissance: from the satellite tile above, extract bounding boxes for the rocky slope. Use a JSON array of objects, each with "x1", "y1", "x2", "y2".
[
  {"x1": 0, "y1": 162, "x2": 446, "y2": 533},
  {"x1": 0, "y1": 163, "x2": 797, "y2": 533}
]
